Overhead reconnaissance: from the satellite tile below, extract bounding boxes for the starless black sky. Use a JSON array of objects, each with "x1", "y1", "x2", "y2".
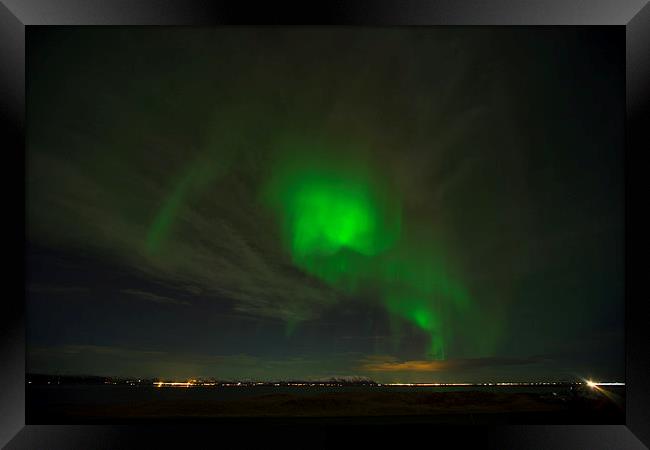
[{"x1": 26, "y1": 27, "x2": 624, "y2": 382}]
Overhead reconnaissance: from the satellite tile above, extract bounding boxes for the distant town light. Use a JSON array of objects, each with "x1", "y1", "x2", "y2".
[{"x1": 124, "y1": 379, "x2": 627, "y2": 388}]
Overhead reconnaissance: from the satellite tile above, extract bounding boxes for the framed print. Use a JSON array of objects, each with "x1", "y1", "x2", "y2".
[{"x1": 1, "y1": 1, "x2": 648, "y2": 448}]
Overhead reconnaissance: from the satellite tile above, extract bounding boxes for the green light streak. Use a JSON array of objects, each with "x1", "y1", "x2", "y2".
[
  {"x1": 145, "y1": 151, "x2": 230, "y2": 255},
  {"x1": 146, "y1": 174, "x2": 193, "y2": 254}
]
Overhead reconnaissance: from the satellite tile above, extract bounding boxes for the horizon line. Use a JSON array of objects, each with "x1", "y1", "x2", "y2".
[{"x1": 26, "y1": 374, "x2": 625, "y2": 386}]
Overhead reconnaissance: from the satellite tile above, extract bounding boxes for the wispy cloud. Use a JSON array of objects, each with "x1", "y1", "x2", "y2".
[
  {"x1": 51, "y1": 345, "x2": 167, "y2": 358},
  {"x1": 28, "y1": 285, "x2": 90, "y2": 294},
  {"x1": 121, "y1": 289, "x2": 191, "y2": 306},
  {"x1": 359, "y1": 355, "x2": 550, "y2": 372},
  {"x1": 339, "y1": 335, "x2": 391, "y2": 341},
  {"x1": 27, "y1": 149, "x2": 340, "y2": 323},
  {"x1": 27, "y1": 344, "x2": 366, "y2": 380},
  {"x1": 27, "y1": 344, "x2": 260, "y2": 378}
]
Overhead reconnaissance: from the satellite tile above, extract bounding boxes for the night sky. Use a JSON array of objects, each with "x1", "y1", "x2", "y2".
[{"x1": 26, "y1": 27, "x2": 624, "y2": 383}]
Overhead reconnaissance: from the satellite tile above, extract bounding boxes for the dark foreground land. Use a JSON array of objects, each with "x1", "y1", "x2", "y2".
[{"x1": 28, "y1": 387, "x2": 624, "y2": 424}]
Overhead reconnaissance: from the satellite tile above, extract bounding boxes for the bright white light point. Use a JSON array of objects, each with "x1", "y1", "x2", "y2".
[{"x1": 586, "y1": 380, "x2": 597, "y2": 388}]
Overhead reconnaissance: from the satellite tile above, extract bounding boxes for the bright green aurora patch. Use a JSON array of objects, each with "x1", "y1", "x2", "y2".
[{"x1": 262, "y1": 145, "x2": 472, "y2": 359}]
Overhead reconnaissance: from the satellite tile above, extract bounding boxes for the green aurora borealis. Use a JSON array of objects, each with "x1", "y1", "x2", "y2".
[
  {"x1": 261, "y1": 145, "x2": 469, "y2": 359},
  {"x1": 141, "y1": 135, "x2": 474, "y2": 360},
  {"x1": 139, "y1": 135, "x2": 472, "y2": 359}
]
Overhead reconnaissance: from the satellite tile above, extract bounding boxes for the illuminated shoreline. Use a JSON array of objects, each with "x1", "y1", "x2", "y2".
[
  {"x1": 25, "y1": 374, "x2": 625, "y2": 388},
  {"x1": 151, "y1": 381, "x2": 625, "y2": 388}
]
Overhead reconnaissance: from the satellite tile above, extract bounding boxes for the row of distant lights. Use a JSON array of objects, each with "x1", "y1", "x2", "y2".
[
  {"x1": 28, "y1": 379, "x2": 625, "y2": 387},
  {"x1": 386, "y1": 382, "x2": 563, "y2": 387},
  {"x1": 147, "y1": 380, "x2": 625, "y2": 388},
  {"x1": 154, "y1": 381, "x2": 373, "y2": 387},
  {"x1": 585, "y1": 380, "x2": 625, "y2": 389},
  {"x1": 383, "y1": 381, "x2": 624, "y2": 387}
]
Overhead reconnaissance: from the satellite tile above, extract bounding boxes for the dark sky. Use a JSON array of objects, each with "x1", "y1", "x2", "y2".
[{"x1": 26, "y1": 27, "x2": 624, "y2": 383}]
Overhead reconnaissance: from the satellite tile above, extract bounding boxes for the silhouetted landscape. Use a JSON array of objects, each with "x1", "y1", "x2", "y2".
[{"x1": 27, "y1": 374, "x2": 624, "y2": 424}]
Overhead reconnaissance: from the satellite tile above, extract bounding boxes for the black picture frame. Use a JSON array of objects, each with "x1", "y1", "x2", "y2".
[{"x1": 2, "y1": 1, "x2": 648, "y2": 448}]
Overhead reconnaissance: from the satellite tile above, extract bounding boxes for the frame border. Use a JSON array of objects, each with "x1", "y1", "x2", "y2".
[{"x1": 2, "y1": 1, "x2": 648, "y2": 448}]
